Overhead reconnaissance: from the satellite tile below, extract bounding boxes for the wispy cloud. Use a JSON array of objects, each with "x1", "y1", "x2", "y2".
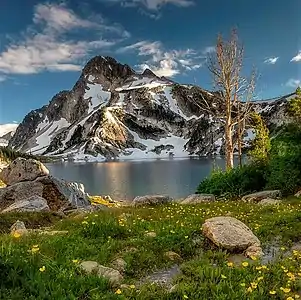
[
  {"x1": 291, "y1": 51, "x2": 301, "y2": 62},
  {"x1": 0, "y1": 75, "x2": 6, "y2": 82},
  {"x1": 117, "y1": 40, "x2": 205, "y2": 77},
  {"x1": 264, "y1": 57, "x2": 279, "y2": 64},
  {"x1": 202, "y1": 46, "x2": 216, "y2": 54},
  {"x1": 0, "y1": 3, "x2": 129, "y2": 75},
  {"x1": 99, "y1": 0, "x2": 195, "y2": 10},
  {"x1": 286, "y1": 78, "x2": 301, "y2": 88}
]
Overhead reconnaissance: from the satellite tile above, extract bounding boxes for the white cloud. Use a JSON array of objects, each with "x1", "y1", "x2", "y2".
[
  {"x1": 286, "y1": 78, "x2": 301, "y2": 88},
  {"x1": 0, "y1": 3, "x2": 129, "y2": 75},
  {"x1": 118, "y1": 40, "x2": 204, "y2": 77},
  {"x1": 291, "y1": 52, "x2": 301, "y2": 62},
  {"x1": 202, "y1": 46, "x2": 216, "y2": 54},
  {"x1": 264, "y1": 57, "x2": 279, "y2": 64},
  {"x1": 100, "y1": 0, "x2": 194, "y2": 10}
]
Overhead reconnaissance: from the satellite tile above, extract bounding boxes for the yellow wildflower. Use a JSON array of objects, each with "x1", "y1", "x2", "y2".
[
  {"x1": 242, "y1": 261, "x2": 249, "y2": 267},
  {"x1": 129, "y1": 285, "x2": 135, "y2": 289},
  {"x1": 286, "y1": 297, "x2": 294, "y2": 300},
  {"x1": 39, "y1": 266, "x2": 46, "y2": 272},
  {"x1": 31, "y1": 246, "x2": 40, "y2": 253},
  {"x1": 246, "y1": 287, "x2": 253, "y2": 293},
  {"x1": 227, "y1": 262, "x2": 234, "y2": 267},
  {"x1": 13, "y1": 232, "x2": 21, "y2": 238},
  {"x1": 269, "y1": 290, "x2": 276, "y2": 295},
  {"x1": 257, "y1": 276, "x2": 264, "y2": 281},
  {"x1": 280, "y1": 287, "x2": 291, "y2": 293},
  {"x1": 72, "y1": 260, "x2": 79, "y2": 263},
  {"x1": 251, "y1": 282, "x2": 258, "y2": 289},
  {"x1": 250, "y1": 255, "x2": 257, "y2": 261},
  {"x1": 115, "y1": 289, "x2": 122, "y2": 295},
  {"x1": 295, "y1": 295, "x2": 300, "y2": 299}
]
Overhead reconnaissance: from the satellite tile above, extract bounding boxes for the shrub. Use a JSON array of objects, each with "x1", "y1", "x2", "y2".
[
  {"x1": 265, "y1": 124, "x2": 301, "y2": 195},
  {"x1": 196, "y1": 162, "x2": 267, "y2": 199}
]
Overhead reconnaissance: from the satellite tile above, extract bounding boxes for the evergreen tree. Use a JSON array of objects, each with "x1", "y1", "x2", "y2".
[
  {"x1": 248, "y1": 112, "x2": 271, "y2": 162},
  {"x1": 288, "y1": 86, "x2": 301, "y2": 121}
]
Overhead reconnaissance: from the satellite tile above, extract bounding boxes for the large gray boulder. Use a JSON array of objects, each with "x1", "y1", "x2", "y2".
[
  {"x1": 0, "y1": 175, "x2": 91, "y2": 212},
  {"x1": 202, "y1": 216, "x2": 262, "y2": 258},
  {"x1": 0, "y1": 157, "x2": 49, "y2": 186},
  {"x1": 1, "y1": 196, "x2": 50, "y2": 213},
  {"x1": 132, "y1": 195, "x2": 173, "y2": 207},
  {"x1": 181, "y1": 194, "x2": 215, "y2": 204},
  {"x1": 242, "y1": 190, "x2": 281, "y2": 203}
]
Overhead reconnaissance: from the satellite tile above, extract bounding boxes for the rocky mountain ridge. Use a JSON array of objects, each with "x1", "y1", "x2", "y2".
[{"x1": 9, "y1": 56, "x2": 294, "y2": 161}]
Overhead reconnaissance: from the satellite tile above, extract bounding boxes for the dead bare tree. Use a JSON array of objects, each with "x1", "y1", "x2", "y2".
[{"x1": 206, "y1": 29, "x2": 256, "y2": 169}]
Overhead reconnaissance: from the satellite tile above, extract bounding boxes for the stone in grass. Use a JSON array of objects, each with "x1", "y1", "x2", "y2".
[
  {"x1": 132, "y1": 195, "x2": 173, "y2": 207},
  {"x1": 164, "y1": 251, "x2": 182, "y2": 262},
  {"x1": 202, "y1": 216, "x2": 263, "y2": 258},
  {"x1": 258, "y1": 198, "x2": 282, "y2": 206},
  {"x1": 79, "y1": 261, "x2": 123, "y2": 285},
  {"x1": 242, "y1": 190, "x2": 281, "y2": 203},
  {"x1": 111, "y1": 258, "x2": 127, "y2": 274},
  {"x1": 145, "y1": 231, "x2": 157, "y2": 238},
  {"x1": 10, "y1": 220, "x2": 28, "y2": 236},
  {"x1": 180, "y1": 194, "x2": 215, "y2": 204}
]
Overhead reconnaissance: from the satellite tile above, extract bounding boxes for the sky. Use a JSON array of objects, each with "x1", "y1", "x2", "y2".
[{"x1": 0, "y1": 0, "x2": 300, "y2": 124}]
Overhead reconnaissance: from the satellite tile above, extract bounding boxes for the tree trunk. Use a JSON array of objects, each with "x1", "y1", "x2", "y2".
[
  {"x1": 225, "y1": 116, "x2": 234, "y2": 170},
  {"x1": 237, "y1": 119, "x2": 242, "y2": 167}
]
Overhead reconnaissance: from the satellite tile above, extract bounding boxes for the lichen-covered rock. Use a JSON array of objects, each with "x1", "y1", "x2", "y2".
[
  {"x1": 1, "y1": 196, "x2": 50, "y2": 213},
  {"x1": 0, "y1": 157, "x2": 49, "y2": 185},
  {"x1": 79, "y1": 261, "x2": 123, "y2": 285},
  {"x1": 0, "y1": 175, "x2": 90, "y2": 212},
  {"x1": 242, "y1": 190, "x2": 281, "y2": 203},
  {"x1": 164, "y1": 251, "x2": 182, "y2": 262},
  {"x1": 202, "y1": 216, "x2": 262, "y2": 257},
  {"x1": 132, "y1": 195, "x2": 173, "y2": 207},
  {"x1": 181, "y1": 194, "x2": 215, "y2": 204}
]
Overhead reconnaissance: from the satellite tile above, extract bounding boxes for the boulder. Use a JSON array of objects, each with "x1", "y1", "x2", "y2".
[
  {"x1": 181, "y1": 194, "x2": 215, "y2": 204},
  {"x1": 132, "y1": 195, "x2": 173, "y2": 207},
  {"x1": 0, "y1": 175, "x2": 91, "y2": 212},
  {"x1": 79, "y1": 261, "x2": 123, "y2": 285},
  {"x1": 242, "y1": 190, "x2": 281, "y2": 203},
  {"x1": 202, "y1": 216, "x2": 262, "y2": 257},
  {"x1": 0, "y1": 157, "x2": 49, "y2": 185},
  {"x1": 258, "y1": 198, "x2": 282, "y2": 206},
  {"x1": 1, "y1": 196, "x2": 50, "y2": 213}
]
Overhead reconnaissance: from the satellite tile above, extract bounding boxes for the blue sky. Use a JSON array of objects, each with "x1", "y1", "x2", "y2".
[{"x1": 0, "y1": 0, "x2": 300, "y2": 124}]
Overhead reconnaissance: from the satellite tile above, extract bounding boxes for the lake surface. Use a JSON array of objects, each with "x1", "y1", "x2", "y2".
[{"x1": 46, "y1": 157, "x2": 230, "y2": 201}]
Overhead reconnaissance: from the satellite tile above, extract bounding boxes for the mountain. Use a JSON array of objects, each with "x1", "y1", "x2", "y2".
[
  {"x1": 9, "y1": 56, "x2": 294, "y2": 161},
  {"x1": 0, "y1": 124, "x2": 18, "y2": 147}
]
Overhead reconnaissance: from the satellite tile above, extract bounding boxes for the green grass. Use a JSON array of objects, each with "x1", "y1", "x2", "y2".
[{"x1": 2, "y1": 200, "x2": 301, "y2": 299}]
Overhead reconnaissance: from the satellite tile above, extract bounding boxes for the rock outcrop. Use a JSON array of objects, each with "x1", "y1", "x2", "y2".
[
  {"x1": 0, "y1": 157, "x2": 49, "y2": 185},
  {"x1": 132, "y1": 195, "x2": 173, "y2": 207},
  {"x1": 8, "y1": 55, "x2": 291, "y2": 161},
  {"x1": 202, "y1": 216, "x2": 262, "y2": 258},
  {"x1": 0, "y1": 158, "x2": 95, "y2": 213}
]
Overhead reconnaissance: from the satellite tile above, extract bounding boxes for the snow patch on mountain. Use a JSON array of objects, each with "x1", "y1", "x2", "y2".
[
  {"x1": 31, "y1": 118, "x2": 70, "y2": 154},
  {"x1": 84, "y1": 79, "x2": 111, "y2": 113}
]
